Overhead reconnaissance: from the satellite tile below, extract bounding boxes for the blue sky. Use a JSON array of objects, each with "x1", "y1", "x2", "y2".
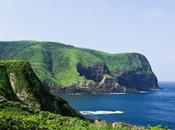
[{"x1": 0, "y1": 0, "x2": 175, "y2": 81}]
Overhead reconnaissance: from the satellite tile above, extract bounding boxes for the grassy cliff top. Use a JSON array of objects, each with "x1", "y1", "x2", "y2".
[{"x1": 0, "y1": 41, "x2": 153, "y2": 87}]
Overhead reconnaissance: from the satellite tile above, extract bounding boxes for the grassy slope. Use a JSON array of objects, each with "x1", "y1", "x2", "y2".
[
  {"x1": 0, "y1": 63, "x2": 18, "y2": 101},
  {"x1": 0, "y1": 41, "x2": 153, "y2": 87},
  {"x1": 0, "y1": 99, "x2": 166, "y2": 130},
  {"x1": 0, "y1": 60, "x2": 80, "y2": 117},
  {"x1": 80, "y1": 48, "x2": 152, "y2": 75}
]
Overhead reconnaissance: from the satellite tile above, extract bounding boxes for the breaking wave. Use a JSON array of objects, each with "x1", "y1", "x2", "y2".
[
  {"x1": 139, "y1": 91, "x2": 149, "y2": 93},
  {"x1": 92, "y1": 93, "x2": 126, "y2": 95},
  {"x1": 80, "y1": 110, "x2": 124, "y2": 115}
]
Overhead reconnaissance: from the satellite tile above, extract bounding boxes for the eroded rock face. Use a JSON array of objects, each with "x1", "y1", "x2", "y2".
[
  {"x1": 116, "y1": 70, "x2": 159, "y2": 91},
  {"x1": 77, "y1": 63, "x2": 110, "y2": 82},
  {"x1": 47, "y1": 70, "x2": 159, "y2": 94},
  {"x1": 48, "y1": 77, "x2": 137, "y2": 94},
  {"x1": 9, "y1": 73, "x2": 41, "y2": 109}
]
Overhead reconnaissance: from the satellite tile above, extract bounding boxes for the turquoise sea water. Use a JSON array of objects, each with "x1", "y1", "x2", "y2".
[{"x1": 61, "y1": 82, "x2": 175, "y2": 129}]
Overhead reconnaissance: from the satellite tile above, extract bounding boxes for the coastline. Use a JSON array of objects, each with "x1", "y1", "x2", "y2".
[{"x1": 48, "y1": 85, "x2": 161, "y2": 95}]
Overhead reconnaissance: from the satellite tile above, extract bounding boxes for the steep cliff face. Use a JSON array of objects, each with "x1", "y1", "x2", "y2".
[
  {"x1": 77, "y1": 63, "x2": 110, "y2": 82},
  {"x1": 116, "y1": 70, "x2": 159, "y2": 91},
  {"x1": 0, "y1": 60, "x2": 81, "y2": 117},
  {"x1": 108, "y1": 54, "x2": 159, "y2": 91}
]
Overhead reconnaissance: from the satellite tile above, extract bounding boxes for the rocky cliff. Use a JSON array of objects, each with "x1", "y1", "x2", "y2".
[
  {"x1": 0, "y1": 60, "x2": 81, "y2": 117},
  {"x1": 0, "y1": 41, "x2": 159, "y2": 93},
  {"x1": 77, "y1": 63, "x2": 110, "y2": 82},
  {"x1": 117, "y1": 70, "x2": 159, "y2": 91}
]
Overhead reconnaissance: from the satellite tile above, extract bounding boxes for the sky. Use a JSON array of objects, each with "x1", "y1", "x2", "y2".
[{"x1": 0, "y1": 0, "x2": 175, "y2": 81}]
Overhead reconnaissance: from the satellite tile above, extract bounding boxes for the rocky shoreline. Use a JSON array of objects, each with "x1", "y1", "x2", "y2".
[
  {"x1": 48, "y1": 85, "x2": 137, "y2": 94},
  {"x1": 44, "y1": 65, "x2": 159, "y2": 94},
  {"x1": 44, "y1": 79, "x2": 159, "y2": 95}
]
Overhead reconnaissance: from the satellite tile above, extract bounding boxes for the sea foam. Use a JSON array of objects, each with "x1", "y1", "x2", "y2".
[
  {"x1": 92, "y1": 93, "x2": 126, "y2": 95},
  {"x1": 139, "y1": 91, "x2": 149, "y2": 93},
  {"x1": 80, "y1": 110, "x2": 124, "y2": 115}
]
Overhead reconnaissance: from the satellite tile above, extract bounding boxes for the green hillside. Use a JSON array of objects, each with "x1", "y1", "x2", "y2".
[
  {"x1": 0, "y1": 41, "x2": 154, "y2": 87},
  {"x1": 0, "y1": 60, "x2": 80, "y2": 117}
]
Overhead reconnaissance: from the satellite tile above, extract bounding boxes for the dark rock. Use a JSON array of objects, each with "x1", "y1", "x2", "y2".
[
  {"x1": 77, "y1": 63, "x2": 110, "y2": 82},
  {"x1": 116, "y1": 70, "x2": 159, "y2": 91},
  {"x1": 45, "y1": 77, "x2": 138, "y2": 94}
]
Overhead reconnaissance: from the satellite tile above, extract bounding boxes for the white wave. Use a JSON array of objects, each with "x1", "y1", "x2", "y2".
[
  {"x1": 80, "y1": 110, "x2": 124, "y2": 115},
  {"x1": 139, "y1": 91, "x2": 149, "y2": 93},
  {"x1": 150, "y1": 88, "x2": 161, "y2": 91},
  {"x1": 92, "y1": 93, "x2": 126, "y2": 95},
  {"x1": 108, "y1": 93, "x2": 126, "y2": 95}
]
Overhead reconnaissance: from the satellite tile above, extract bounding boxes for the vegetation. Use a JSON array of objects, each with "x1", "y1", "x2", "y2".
[
  {"x1": 0, "y1": 60, "x2": 80, "y2": 117},
  {"x1": 0, "y1": 41, "x2": 153, "y2": 87},
  {"x1": 0, "y1": 58, "x2": 167, "y2": 130},
  {"x1": 0, "y1": 98, "x2": 167, "y2": 130}
]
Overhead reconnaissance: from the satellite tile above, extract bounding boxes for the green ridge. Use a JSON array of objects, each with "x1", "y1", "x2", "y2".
[{"x1": 0, "y1": 41, "x2": 153, "y2": 87}]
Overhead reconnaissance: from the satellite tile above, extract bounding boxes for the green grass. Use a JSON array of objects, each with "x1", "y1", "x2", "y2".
[
  {"x1": 80, "y1": 49, "x2": 152, "y2": 75},
  {"x1": 0, "y1": 99, "x2": 118, "y2": 130},
  {"x1": 0, "y1": 60, "x2": 81, "y2": 117},
  {"x1": 0, "y1": 99, "x2": 167, "y2": 130},
  {"x1": 0, "y1": 41, "x2": 153, "y2": 87}
]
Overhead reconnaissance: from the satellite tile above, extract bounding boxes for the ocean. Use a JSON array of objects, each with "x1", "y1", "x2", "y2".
[{"x1": 60, "y1": 82, "x2": 175, "y2": 129}]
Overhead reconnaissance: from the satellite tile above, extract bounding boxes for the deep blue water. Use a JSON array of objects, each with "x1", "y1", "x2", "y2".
[{"x1": 60, "y1": 82, "x2": 175, "y2": 129}]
